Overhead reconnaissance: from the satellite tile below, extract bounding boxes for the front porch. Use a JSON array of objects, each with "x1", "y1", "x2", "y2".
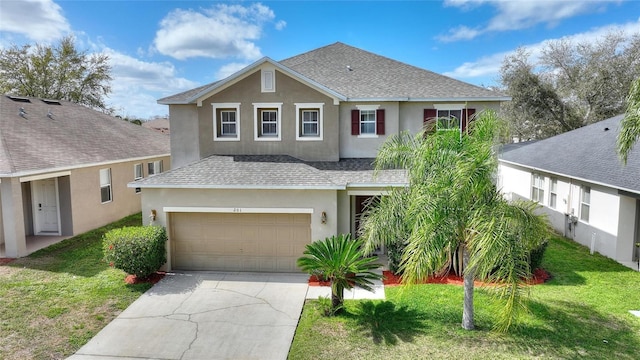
[{"x1": 0, "y1": 235, "x2": 71, "y2": 258}]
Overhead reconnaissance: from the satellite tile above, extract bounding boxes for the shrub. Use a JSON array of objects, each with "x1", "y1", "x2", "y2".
[
  {"x1": 529, "y1": 240, "x2": 549, "y2": 270},
  {"x1": 387, "y1": 240, "x2": 406, "y2": 275},
  {"x1": 103, "y1": 226, "x2": 167, "y2": 278}
]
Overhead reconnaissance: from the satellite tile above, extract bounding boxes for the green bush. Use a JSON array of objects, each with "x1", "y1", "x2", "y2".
[
  {"x1": 529, "y1": 240, "x2": 549, "y2": 270},
  {"x1": 103, "y1": 226, "x2": 167, "y2": 278}
]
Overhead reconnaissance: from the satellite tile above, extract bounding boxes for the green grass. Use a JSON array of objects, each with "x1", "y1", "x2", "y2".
[
  {"x1": 289, "y1": 236, "x2": 640, "y2": 359},
  {"x1": 0, "y1": 213, "x2": 152, "y2": 360}
]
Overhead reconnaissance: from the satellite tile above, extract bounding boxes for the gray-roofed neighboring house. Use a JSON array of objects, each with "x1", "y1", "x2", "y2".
[
  {"x1": 0, "y1": 95, "x2": 170, "y2": 258},
  {"x1": 498, "y1": 114, "x2": 640, "y2": 270},
  {"x1": 137, "y1": 42, "x2": 510, "y2": 273}
]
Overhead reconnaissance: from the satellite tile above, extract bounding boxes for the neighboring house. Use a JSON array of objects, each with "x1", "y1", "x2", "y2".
[
  {"x1": 142, "y1": 118, "x2": 170, "y2": 135},
  {"x1": 499, "y1": 114, "x2": 640, "y2": 269},
  {"x1": 133, "y1": 42, "x2": 509, "y2": 272},
  {"x1": 0, "y1": 95, "x2": 170, "y2": 258}
]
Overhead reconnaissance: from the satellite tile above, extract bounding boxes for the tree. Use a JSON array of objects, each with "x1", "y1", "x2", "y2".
[
  {"x1": 0, "y1": 36, "x2": 112, "y2": 112},
  {"x1": 500, "y1": 32, "x2": 640, "y2": 140},
  {"x1": 297, "y1": 234, "x2": 382, "y2": 314},
  {"x1": 618, "y1": 77, "x2": 640, "y2": 164},
  {"x1": 359, "y1": 110, "x2": 549, "y2": 332}
]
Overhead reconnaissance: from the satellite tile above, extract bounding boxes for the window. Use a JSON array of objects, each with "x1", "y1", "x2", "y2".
[
  {"x1": 253, "y1": 103, "x2": 282, "y2": 141},
  {"x1": 531, "y1": 174, "x2": 544, "y2": 203},
  {"x1": 351, "y1": 106, "x2": 385, "y2": 136},
  {"x1": 424, "y1": 106, "x2": 476, "y2": 134},
  {"x1": 100, "y1": 168, "x2": 112, "y2": 203},
  {"x1": 212, "y1": 103, "x2": 241, "y2": 141},
  {"x1": 148, "y1": 160, "x2": 163, "y2": 176},
  {"x1": 549, "y1": 178, "x2": 557, "y2": 208},
  {"x1": 295, "y1": 103, "x2": 324, "y2": 140},
  {"x1": 134, "y1": 163, "x2": 143, "y2": 180},
  {"x1": 580, "y1": 186, "x2": 591, "y2": 222}
]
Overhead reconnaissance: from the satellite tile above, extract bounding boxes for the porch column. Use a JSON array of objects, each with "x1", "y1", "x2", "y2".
[{"x1": 0, "y1": 177, "x2": 27, "y2": 257}]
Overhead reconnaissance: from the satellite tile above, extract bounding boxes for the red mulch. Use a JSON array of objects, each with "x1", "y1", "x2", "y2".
[
  {"x1": 308, "y1": 275, "x2": 331, "y2": 287},
  {"x1": 0, "y1": 258, "x2": 15, "y2": 265},
  {"x1": 382, "y1": 268, "x2": 552, "y2": 287},
  {"x1": 125, "y1": 272, "x2": 166, "y2": 285}
]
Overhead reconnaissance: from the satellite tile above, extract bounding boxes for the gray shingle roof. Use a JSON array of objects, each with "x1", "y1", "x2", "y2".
[
  {"x1": 158, "y1": 42, "x2": 508, "y2": 104},
  {"x1": 280, "y1": 42, "x2": 507, "y2": 100},
  {"x1": 0, "y1": 95, "x2": 170, "y2": 176},
  {"x1": 499, "y1": 115, "x2": 640, "y2": 193},
  {"x1": 133, "y1": 155, "x2": 407, "y2": 189}
]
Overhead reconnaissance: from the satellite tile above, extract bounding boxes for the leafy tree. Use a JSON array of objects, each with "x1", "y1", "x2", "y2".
[
  {"x1": 500, "y1": 32, "x2": 640, "y2": 140},
  {"x1": 618, "y1": 77, "x2": 640, "y2": 164},
  {"x1": 359, "y1": 110, "x2": 549, "y2": 332},
  {"x1": 0, "y1": 36, "x2": 112, "y2": 112},
  {"x1": 297, "y1": 234, "x2": 382, "y2": 314}
]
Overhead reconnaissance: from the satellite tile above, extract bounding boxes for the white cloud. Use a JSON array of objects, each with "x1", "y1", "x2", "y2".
[
  {"x1": 439, "y1": 0, "x2": 622, "y2": 42},
  {"x1": 275, "y1": 20, "x2": 287, "y2": 31},
  {"x1": 443, "y1": 18, "x2": 640, "y2": 81},
  {"x1": 154, "y1": 3, "x2": 281, "y2": 60},
  {"x1": 0, "y1": 0, "x2": 70, "y2": 41},
  {"x1": 103, "y1": 48, "x2": 199, "y2": 118}
]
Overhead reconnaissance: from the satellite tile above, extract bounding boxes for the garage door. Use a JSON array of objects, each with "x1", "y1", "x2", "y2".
[{"x1": 170, "y1": 212, "x2": 311, "y2": 272}]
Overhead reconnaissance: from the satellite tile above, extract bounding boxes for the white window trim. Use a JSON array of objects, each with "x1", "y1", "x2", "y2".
[
  {"x1": 434, "y1": 103, "x2": 465, "y2": 111},
  {"x1": 148, "y1": 160, "x2": 163, "y2": 176},
  {"x1": 295, "y1": 103, "x2": 324, "y2": 141},
  {"x1": 261, "y1": 67, "x2": 275, "y2": 93},
  {"x1": 531, "y1": 173, "x2": 545, "y2": 203},
  {"x1": 212, "y1": 103, "x2": 241, "y2": 142},
  {"x1": 355, "y1": 105, "x2": 380, "y2": 139},
  {"x1": 100, "y1": 168, "x2": 112, "y2": 204},
  {"x1": 549, "y1": 177, "x2": 557, "y2": 209},
  {"x1": 580, "y1": 186, "x2": 591, "y2": 223},
  {"x1": 134, "y1": 163, "x2": 143, "y2": 180},
  {"x1": 253, "y1": 102, "x2": 282, "y2": 141}
]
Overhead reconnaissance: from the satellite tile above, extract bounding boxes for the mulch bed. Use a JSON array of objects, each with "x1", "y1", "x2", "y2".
[
  {"x1": 308, "y1": 275, "x2": 331, "y2": 287},
  {"x1": 125, "y1": 271, "x2": 166, "y2": 285},
  {"x1": 382, "y1": 268, "x2": 552, "y2": 287},
  {"x1": 0, "y1": 258, "x2": 15, "y2": 265}
]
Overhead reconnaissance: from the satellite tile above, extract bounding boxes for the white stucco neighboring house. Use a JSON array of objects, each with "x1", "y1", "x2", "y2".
[
  {"x1": 499, "y1": 114, "x2": 640, "y2": 269},
  {"x1": 132, "y1": 42, "x2": 510, "y2": 273}
]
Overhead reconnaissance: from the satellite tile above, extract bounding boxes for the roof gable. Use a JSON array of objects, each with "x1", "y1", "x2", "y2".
[
  {"x1": 499, "y1": 115, "x2": 640, "y2": 194},
  {"x1": 0, "y1": 95, "x2": 170, "y2": 176}
]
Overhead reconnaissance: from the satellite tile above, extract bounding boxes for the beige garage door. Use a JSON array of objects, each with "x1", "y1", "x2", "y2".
[{"x1": 170, "y1": 212, "x2": 311, "y2": 272}]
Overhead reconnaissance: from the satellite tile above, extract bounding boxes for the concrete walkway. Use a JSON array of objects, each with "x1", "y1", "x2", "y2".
[{"x1": 68, "y1": 272, "x2": 308, "y2": 360}]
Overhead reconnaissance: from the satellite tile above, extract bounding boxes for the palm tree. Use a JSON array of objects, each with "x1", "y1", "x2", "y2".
[
  {"x1": 297, "y1": 234, "x2": 382, "y2": 314},
  {"x1": 359, "y1": 110, "x2": 549, "y2": 331},
  {"x1": 618, "y1": 77, "x2": 640, "y2": 164}
]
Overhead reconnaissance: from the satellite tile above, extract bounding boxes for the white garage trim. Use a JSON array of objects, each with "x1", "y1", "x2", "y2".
[{"x1": 164, "y1": 206, "x2": 314, "y2": 214}]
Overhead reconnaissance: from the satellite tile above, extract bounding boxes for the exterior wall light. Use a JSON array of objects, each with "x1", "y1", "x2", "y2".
[{"x1": 321, "y1": 211, "x2": 327, "y2": 224}]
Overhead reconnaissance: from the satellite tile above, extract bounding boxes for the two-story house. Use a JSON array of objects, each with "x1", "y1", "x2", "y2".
[{"x1": 133, "y1": 42, "x2": 509, "y2": 272}]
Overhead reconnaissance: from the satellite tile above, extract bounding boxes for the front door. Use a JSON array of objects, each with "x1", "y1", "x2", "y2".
[{"x1": 32, "y1": 179, "x2": 60, "y2": 235}]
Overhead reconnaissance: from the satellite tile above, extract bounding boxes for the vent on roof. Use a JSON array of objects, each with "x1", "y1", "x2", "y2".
[
  {"x1": 6, "y1": 95, "x2": 31, "y2": 103},
  {"x1": 41, "y1": 99, "x2": 61, "y2": 105}
]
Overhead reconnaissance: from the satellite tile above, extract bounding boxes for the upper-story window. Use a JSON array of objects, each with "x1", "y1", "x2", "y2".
[
  {"x1": 424, "y1": 106, "x2": 476, "y2": 133},
  {"x1": 213, "y1": 103, "x2": 241, "y2": 141},
  {"x1": 351, "y1": 105, "x2": 385, "y2": 137},
  {"x1": 580, "y1": 186, "x2": 591, "y2": 222},
  {"x1": 134, "y1": 163, "x2": 143, "y2": 194},
  {"x1": 295, "y1": 103, "x2": 324, "y2": 141},
  {"x1": 253, "y1": 102, "x2": 282, "y2": 141},
  {"x1": 99, "y1": 168, "x2": 112, "y2": 204},
  {"x1": 148, "y1": 160, "x2": 163, "y2": 176},
  {"x1": 531, "y1": 173, "x2": 545, "y2": 203}
]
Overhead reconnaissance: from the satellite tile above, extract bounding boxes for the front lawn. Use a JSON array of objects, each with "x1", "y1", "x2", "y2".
[
  {"x1": 0, "y1": 213, "x2": 151, "y2": 360},
  {"x1": 289, "y1": 236, "x2": 640, "y2": 359}
]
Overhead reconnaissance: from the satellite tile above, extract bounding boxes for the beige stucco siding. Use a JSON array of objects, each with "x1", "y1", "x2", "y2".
[
  {"x1": 339, "y1": 102, "x2": 400, "y2": 158},
  {"x1": 196, "y1": 69, "x2": 340, "y2": 161},
  {"x1": 169, "y1": 105, "x2": 200, "y2": 168},
  {"x1": 69, "y1": 156, "x2": 170, "y2": 235},
  {"x1": 140, "y1": 187, "x2": 338, "y2": 270}
]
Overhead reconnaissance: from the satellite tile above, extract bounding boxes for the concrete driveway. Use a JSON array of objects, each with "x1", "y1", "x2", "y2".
[{"x1": 67, "y1": 271, "x2": 309, "y2": 360}]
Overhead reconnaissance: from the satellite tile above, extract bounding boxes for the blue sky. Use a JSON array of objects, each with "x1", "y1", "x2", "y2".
[{"x1": 1, "y1": 0, "x2": 639, "y2": 119}]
